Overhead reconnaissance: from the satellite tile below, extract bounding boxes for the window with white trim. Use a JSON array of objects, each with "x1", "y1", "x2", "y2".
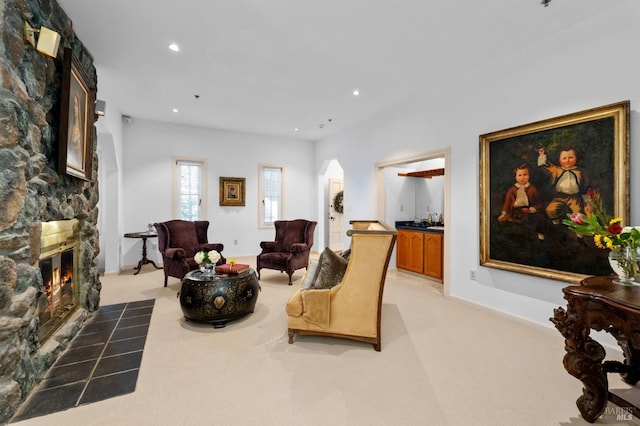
[
  {"x1": 173, "y1": 158, "x2": 206, "y2": 220},
  {"x1": 259, "y1": 164, "x2": 284, "y2": 227}
]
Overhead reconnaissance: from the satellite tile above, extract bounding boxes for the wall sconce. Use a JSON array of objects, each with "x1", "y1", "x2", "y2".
[
  {"x1": 23, "y1": 21, "x2": 61, "y2": 58},
  {"x1": 95, "y1": 99, "x2": 106, "y2": 117}
]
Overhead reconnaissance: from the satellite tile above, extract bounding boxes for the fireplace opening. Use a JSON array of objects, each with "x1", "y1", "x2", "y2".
[{"x1": 37, "y1": 220, "x2": 80, "y2": 342}]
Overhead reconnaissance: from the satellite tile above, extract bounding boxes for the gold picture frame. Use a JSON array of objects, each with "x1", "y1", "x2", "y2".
[
  {"x1": 58, "y1": 47, "x2": 95, "y2": 181},
  {"x1": 220, "y1": 177, "x2": 245, "y2": 206},
  {"x1": 479, "y1": 101, "x2": 630, "y2": 283}
]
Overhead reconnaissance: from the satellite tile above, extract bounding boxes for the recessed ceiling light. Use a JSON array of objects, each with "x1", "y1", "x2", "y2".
[
  {"x1": 294, "y1": 128, "x2": 299, "y2": 132},
  {"x1": 168, "y1": 43, "x2": 180, "y2": 52},
  {"x1": 172, "y1": 108, "x2": 179, "y2": 113},
  {"x1": 352, "y1": 89, "x2": 360, "y2": 96}
]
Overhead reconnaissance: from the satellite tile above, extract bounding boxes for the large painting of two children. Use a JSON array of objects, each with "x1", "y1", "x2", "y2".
[{"x1": 479, "y1": 101, "x2": 630, "y2": 283}]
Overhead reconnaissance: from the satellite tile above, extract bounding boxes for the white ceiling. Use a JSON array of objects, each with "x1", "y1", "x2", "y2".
[{"x1": 56, "y1": 0, "x2": 615, "y2": 141}]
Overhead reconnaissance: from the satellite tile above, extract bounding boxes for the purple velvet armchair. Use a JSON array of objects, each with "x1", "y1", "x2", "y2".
[
  {"x1": 257, "y1": 219, "x2": 317, "y2": 285},
  {"x1": 154, "y1": 220, "x2": 225, "y2": 287}
]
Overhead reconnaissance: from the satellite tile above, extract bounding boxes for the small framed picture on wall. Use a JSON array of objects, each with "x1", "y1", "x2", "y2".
[{"x1": 220, "y1": 177, "x2": 246, "y2": 206}]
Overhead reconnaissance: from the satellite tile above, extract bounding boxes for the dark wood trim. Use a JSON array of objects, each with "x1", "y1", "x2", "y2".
[{"x1": 397, "y1": 168, "x2": 444, "y2": 178}]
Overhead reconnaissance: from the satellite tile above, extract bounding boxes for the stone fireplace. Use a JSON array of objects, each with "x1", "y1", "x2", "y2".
[
  {"x1": 0, "y1": 1, "x2": 101, "y2": 423},
  {"x1": 37, "y1": 220, "x2": 81, "y2": 342}
]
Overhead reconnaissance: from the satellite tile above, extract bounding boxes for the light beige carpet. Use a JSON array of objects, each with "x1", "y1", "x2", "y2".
[{"x1": 12, "y1": 258, "x2": 640, "y2": 425}]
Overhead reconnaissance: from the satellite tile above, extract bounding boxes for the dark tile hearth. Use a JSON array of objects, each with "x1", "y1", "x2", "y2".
[{"x1": 11, "y1": 300, "x2": 154, "y2": 423}]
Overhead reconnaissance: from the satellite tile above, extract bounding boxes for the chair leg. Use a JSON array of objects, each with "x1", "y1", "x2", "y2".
[
  {"x1": 288, "y1": 329, "x2": 295, "y2": 344},
  {"x1": 287, "y1": 272, "x2": 293, "y2": 285},
  {"x1": 164, "y1": 274, "x2": 168, "y2": 287}
]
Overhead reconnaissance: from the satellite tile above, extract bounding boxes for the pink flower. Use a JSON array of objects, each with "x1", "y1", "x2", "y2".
[{"x1": 570, "y1": 213, "x2": 585, "y2": 225}]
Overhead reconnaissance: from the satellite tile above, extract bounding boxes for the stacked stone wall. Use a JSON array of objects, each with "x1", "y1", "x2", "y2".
[{"x1": 0, "y1": 1, "x2": 100, "y2": 422}]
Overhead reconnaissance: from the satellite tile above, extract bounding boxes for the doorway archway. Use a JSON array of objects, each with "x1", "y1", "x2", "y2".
[
  {"x1": 375, "y1": 148, "x2": 450, "y2": 296},
  {"x1": 317, "y1": 158, "x2": 344, "y2": 251}
]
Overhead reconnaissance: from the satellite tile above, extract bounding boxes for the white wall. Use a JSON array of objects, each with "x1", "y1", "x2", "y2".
[
  {"x1": 384, "y1": 158, "x2": 445, "y2": 225},
  {"x1": 385, "y1": 166, "x2": 415, "y2": 223},
  {"x1": 98, "y1": 1, "x2": 640, "y2": 332},
  {"x1": 415, "y1": 175, "x2": 444, "y2": 223},
  {"x1": 95, "y1": 97, "x2": 124, "y2": 275},
  {"x1": 314, "y1": 3, "x2": 640, "y2": 329},
  {"x1": 120, "y1": 119, "x2": 316, "y2": 267},
  {"x1": 318, "y1": 159, "x2": 344, "y2": 249}
]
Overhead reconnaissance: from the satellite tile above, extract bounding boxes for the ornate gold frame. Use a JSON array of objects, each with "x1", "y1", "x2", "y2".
[
  {"x1": 58, "y1": 48, "x2": 95, "y2": 181},
  {"x1": 219, "y1": 177, "x2": 245, "y2": 206},
  {"x1": 479, "y1": 101, "x2": 630, "y2": 283}
]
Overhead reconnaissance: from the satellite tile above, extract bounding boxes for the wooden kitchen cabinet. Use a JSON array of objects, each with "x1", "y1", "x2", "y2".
[
  {"x1": 397, "y1": 229, "x2": 443, "y2": 281},
  {"x1": 423, "y1": 232, "x2": 443, "y2": 280},
  {"x1": 396, "y1": 229, "x2": 411, "y2": 270},
  {"x1": 396, "y1": 229, "x2": 423, "y2": 273}
]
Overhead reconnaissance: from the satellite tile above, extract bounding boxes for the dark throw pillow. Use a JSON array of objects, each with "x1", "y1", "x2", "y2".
[
  {"x1": 340, "y1": 248, "x2": 351, "y2": 262},
  {"x1": 309, "y1": 247, "x2": 348, "y2": 290}
]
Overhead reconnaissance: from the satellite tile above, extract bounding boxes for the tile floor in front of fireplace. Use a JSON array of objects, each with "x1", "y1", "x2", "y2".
[{"x1": 11, "y1": 299, "x2": 155, "y2": 423}]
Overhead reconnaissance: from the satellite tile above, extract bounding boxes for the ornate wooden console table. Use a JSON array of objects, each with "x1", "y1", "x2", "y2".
[{"x1": 551, "y1": 276, "x2": 640, "y2": 423}]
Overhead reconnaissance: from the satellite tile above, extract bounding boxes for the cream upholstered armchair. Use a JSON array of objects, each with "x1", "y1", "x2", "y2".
[{"x1": 286, "y1": 220, "x2": 397, "y2": 351}]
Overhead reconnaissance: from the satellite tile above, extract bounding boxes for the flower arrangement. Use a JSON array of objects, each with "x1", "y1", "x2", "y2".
[
  {"x1": 563, "y1": 188, "x2": 640, "y2": 281},
  {"x1": 194, "y1": 250, "x2": 221, "y2": 265}
]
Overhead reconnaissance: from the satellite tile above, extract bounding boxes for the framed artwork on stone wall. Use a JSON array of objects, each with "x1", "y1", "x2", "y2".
[
  {"x1": 58, "y1": 47, "x2": 96, "y2": 181},
  {"x1": 479, "y1": 101, "x2": 630, "y2": 283}
]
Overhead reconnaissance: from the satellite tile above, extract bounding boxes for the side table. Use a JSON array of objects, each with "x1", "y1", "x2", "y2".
[
  {"x1": 179, "y1": 268, "x2": 260, "y2": 328},
  {"x1": 124, "y1": 231, "x2": 162, "y2": 275},
  {"x1": 551, "y1": 276, "x2": 640, "y2": 423}
]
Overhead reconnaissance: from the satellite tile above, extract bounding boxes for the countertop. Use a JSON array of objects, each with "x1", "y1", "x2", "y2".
[{"x1": 395, "y1": 221, "x2": 445, "y2": 233}]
